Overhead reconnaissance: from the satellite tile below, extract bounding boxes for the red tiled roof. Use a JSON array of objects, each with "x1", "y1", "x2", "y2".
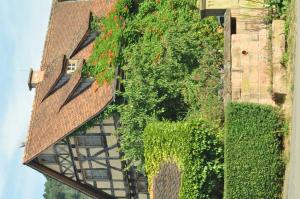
[
  {"x1": 36, "y1": 55, "x2": 66, "y2": 102},
  {"x1": 23, "y1": 0, "x2": 117, "y2": 164},
  {"x1": 40, "y1": 1, "x2": 91, "y2": 69}
]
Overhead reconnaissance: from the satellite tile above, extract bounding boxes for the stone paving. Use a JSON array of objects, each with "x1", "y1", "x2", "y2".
[
  {"x1": 230, "y1": 9, "x2": 286, "y2": 105},
  {"x1": 230, "y1": 8, "x2": 276, "y2": 105}
]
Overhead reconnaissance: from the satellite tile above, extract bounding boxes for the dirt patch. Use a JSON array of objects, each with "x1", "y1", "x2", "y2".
[{"x1": 152, "y1": 163, "x2": 181, "y2": 199}]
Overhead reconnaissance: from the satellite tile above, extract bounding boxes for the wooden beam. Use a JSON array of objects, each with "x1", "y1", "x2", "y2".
[
  {"x1": 86, "y1": 147, "x2": 97, "y2": 187},
  {"x1": 113, "y1": 114, "x2": 131, "y2": 198},
  {"x1": 92, "y1": 144, "x2": 118, "y2": 157},
  {"x1": 79, "y1": 156, "x2": 121, "y2": 161},
  {"x1": 223, "y1": 9, "x2": 232, "y2": 106},
  {"x1": 101, "y1": 122, "x2": 115, "y2": 196},
  {"x1": 28, "y1": 161, "x2": 116, "y2": 199},
  {"x1": 53, "y1": 145, "x2": 69, "y2": 174},
  {"x1": 74, "y1": 137, "x2": 87, "y2": 183},
  {"x1": 66, "y1": 137, "x2": 80, "y2": 181},
  {"x1": 93, "y1": 160, "x2": 122, "y2": 172}
]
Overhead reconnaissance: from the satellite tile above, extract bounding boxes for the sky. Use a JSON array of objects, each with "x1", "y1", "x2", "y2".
[{"x1": 0, "y1": 0, "x2": 52, "y2": 198}]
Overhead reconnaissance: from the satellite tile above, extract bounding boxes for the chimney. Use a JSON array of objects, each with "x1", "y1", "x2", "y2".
[{"x1": 28, "y1": 68, "x2": 45, "y2": 90}]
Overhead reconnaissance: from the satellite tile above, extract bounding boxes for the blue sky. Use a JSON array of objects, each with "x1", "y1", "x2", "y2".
[{"x1": 0, "y1": 0, "x2": 52, "y2": 198}]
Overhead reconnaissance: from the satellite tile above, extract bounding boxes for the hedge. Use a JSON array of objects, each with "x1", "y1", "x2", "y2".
[
  {"x1": 225, "y1": 103, "x2": 284, "y2": 199},
  {"x1": 143, "y1": 116, "x2": 223, "y2": 199}
]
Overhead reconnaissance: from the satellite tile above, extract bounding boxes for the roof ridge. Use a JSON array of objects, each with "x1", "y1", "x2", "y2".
[{"x1": 40, "y1": 0, "x2": 58, "y2": 70}]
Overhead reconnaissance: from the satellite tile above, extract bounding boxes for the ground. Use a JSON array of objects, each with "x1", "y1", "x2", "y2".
[
  {"x1": 287, "y1": 0, "x2": 300, "y2": 197},
  {"x1": 151, "y1": 164, "x2": 181, "y2": 199}
]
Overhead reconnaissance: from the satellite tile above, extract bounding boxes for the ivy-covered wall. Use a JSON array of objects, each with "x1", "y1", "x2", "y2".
[{"x1": 143, "y1": 117, "x2": 224, "y2": 199}]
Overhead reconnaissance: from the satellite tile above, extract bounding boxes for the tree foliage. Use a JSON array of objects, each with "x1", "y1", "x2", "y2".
[
  {"x1": 82, "y1": 0, "x2": 223, "y2": 169},
  {"x1": 118, "y1": 0, "x2": 224, "y2": 167},
  {"x1": 82, "y1": 0, "x2": 136, "y2": 84},
  {"x1": 43, "y1": 177, "x2": 91, "y2": 199}
]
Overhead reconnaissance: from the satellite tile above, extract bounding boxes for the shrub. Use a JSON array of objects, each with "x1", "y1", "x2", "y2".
[
  {"x1": 265, "y1": 0, "x2": 290, "y2": 21},
  {"x1": 118, "y1": 0, "x2": 224, "y2": 167},
  {"x1": 143, "y1": 116, "x2": 224, "y2": 199},
  {"x1": 82, "y1": 0, "x2": 224, "y2": 168},
  {"x1": 82, "y1": 0, "x2": 135, "y2": 84},
  {"x1": 224, "y1": 103, "x2": 284, "y2": 199}
]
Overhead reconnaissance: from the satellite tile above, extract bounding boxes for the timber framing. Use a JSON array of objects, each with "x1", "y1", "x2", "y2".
[
  {"x1": 23, "y1": 1, "x2": 149, "y2": 198},
  {"x1": 28, "y1": 161, "x2": 116, "y2": 199}
]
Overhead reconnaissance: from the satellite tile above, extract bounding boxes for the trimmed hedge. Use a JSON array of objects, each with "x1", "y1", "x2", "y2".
[
  {"x1": 225, "y1": 103, "x2": 284, "y2": 199},
  {"x1": 143, "y1": 117, "x2": 223, "y2": 199}
]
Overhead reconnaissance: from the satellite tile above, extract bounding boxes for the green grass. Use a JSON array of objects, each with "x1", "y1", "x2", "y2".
[
  {"x1": 225, "y1": 103, "x2": 284, "y2": 199},
  {"x1": 143, "y1": 116, "x2": 223, "y2": 199}
]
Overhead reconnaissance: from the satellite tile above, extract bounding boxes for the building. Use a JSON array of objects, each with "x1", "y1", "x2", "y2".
[
  {"x1": 200, "y1": 0, "x2": 286, "y2": 106},
  {"x1": 23, "y1": 1, "x2": 148, "y2": 199},
  {"x1": 198, "y1": 0, "x2": 264, "y2": 17}
]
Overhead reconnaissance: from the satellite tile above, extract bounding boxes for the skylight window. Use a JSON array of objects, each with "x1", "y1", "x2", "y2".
[{"x1": 67, "y1": 60, "x2": 79, "y2": 74}]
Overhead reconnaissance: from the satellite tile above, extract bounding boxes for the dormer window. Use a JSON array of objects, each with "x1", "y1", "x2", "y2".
[{"x1": 67, "y1": 60, "x2": 79, "y2": 74}]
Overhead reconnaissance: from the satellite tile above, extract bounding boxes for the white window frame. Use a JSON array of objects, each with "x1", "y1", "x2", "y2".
[
  {"x1": 84, "y1": 169, "x2": 108, "y2": 180},
  {"x1": 76, "y1": 135, "x2": 104, "y2": 147},
  {"x1": 66, "y1": 60, "x2": 79, "y2": 74}
]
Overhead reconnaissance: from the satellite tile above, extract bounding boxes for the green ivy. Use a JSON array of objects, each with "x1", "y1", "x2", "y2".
[
  {"x1": 76, "y1": 104, "x2": 118, "y2": 133},
  {"x1": 143, "y1": 116, "x2": 224, "y2": 199},
  {"x1": 82, "y1": 0, "x2": 135, "y2": 84},
  {"x1": 82, "y1": 0, "x2": 223, "y2": 168},
  {"x1": 118, "y1": 0, "x2": 224, "y2": 167}
]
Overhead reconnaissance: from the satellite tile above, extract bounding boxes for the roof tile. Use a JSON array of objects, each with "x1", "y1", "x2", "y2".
[{"x1": 24, "y1": 0, "x2": 117, "y2": 163}]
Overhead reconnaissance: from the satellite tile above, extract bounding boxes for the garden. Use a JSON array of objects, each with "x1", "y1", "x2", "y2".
[
  {"x1": 225, "y1": 103, "x2": 284, "y2": 199},
  {"x1": 47, "y1": 0, "x2": 289, "y2": 198},
  {"x1": 83, "y1": 0, "x2": 224, "y2": 169}
]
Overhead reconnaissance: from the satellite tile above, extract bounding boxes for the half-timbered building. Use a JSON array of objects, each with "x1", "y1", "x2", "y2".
[{"x1": 23, "y1": 1, "x2": 148, "y2": 199}]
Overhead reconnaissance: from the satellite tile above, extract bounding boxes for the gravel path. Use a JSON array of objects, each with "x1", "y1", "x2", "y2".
[{"x1": 153, "y1": 163, "x2": 181, "y2": 199}]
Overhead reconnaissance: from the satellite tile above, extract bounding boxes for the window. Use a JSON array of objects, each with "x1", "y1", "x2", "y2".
[
  {"x1": 49, "y1": 74, "x2": 70, "y2": 94},
  {"x1": 84, "y1": 169, "x2": 108, "y2": 180},
  {"x1": 77, "y1": 135, "x2": 104, "y2": 147},
  {"x1": 38, "y1": 154, "x2": 58, "y2": 164},
  {"x1": 69, "y1": 78, "x2": 93, "y2": 99},
  {"x1": 66, "y1": 60, "x2": 79, "y2": 74}
]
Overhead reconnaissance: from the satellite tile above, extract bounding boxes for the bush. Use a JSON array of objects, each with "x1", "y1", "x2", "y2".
[
  {"x1": 82, "y1": 0, "x2": 135, "y2": 84},
  {"x1": 224, "y1": 103, "x2": 284, "y2": 199},
  {"x1": 118, "y1": 0, "x2": 223, "y2": 167},
  {"x1": 82, "y1": 0, "x2": 224, "y2": 168},
  {"x1": 143, "y1": 116, "x2": 223, "y2": 199},
  {"x1": 265, "y1": 0, "x2": 290, "y2": 21}
]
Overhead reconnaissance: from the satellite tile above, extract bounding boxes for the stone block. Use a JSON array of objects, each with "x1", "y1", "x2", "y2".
[{"x1": 272, "y1": 20, "x2": 287, "y2": 94}]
